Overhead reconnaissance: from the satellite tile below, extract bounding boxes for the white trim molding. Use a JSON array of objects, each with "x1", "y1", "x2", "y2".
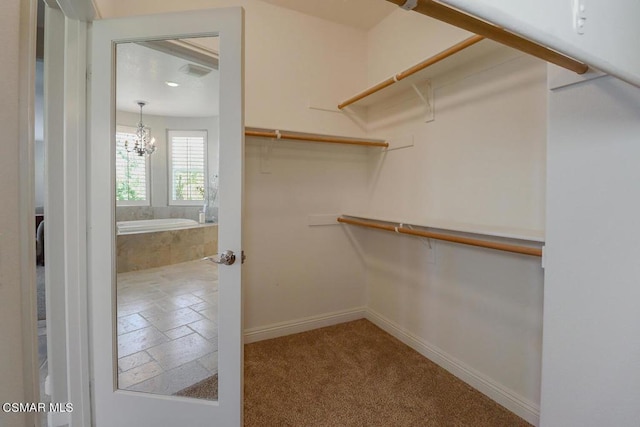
[
  {"x1": 63, "y1": 15, "x2": 92, "y2": 427},
  {"x1": 243, "y1": 307, "x2": 367, "y2": 344},
  {"x1": 18, "y1": 0, "x2": 39, "y2": 426},
  {"x1": 56, "y1": 0, "x2": 95, "y2": 21},
  {"x1": 365, "y1": 308, "x2": 540, "y2": 426}
]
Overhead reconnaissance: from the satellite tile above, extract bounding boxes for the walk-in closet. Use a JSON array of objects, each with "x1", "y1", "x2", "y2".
[{"x1": 12, "y1": 0, "x2": 639, "y2": 426}]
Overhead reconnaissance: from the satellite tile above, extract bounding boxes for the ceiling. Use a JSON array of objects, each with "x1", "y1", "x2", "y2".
[
  {"x1": 116, "y1": 39, "x2": 220, "y2": 118},
  {"x1": 259, "y1": 0, "x2": 397, "y2": 30}
]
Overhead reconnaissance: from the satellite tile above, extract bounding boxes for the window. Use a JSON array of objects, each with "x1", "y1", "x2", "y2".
[
  {"x1": 115, "y1": 125, "x2": 150, "y2": 206},
  {"x1": 168, "y1": 130, "x2": 207, "y2": 205}
]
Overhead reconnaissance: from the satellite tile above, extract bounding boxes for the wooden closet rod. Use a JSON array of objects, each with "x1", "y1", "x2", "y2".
[
  {"x1": 338, "y1": 34, "x2": 484, "y2": 110},
  {"x1": 245, "y1": 128, "x2": 389, "y2": 148},
  {"x1": 385, "y1": 0, "x2": 589, "y2": 75},
  {"x1": 338, "y1": 216, "x2": 542, "y2": 257}
]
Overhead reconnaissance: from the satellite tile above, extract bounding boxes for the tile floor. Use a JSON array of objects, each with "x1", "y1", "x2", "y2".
[{"x1": 116, "y1": 259, "x2": 219, "y2": 398}]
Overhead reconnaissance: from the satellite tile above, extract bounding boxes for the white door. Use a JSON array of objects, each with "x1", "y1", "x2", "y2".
[{"x1": 89, "y1": 8, "x2": 244, "y2": 426}]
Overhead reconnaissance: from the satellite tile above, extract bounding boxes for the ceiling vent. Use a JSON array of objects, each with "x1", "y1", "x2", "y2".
[{"x1": 179, "y1": 63, "x2": 212, "y2": 78}]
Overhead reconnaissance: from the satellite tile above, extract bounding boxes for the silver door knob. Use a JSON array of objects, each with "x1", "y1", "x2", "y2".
[{"x1": 205, "y1": 250, "x2": 236, "y2": 266}]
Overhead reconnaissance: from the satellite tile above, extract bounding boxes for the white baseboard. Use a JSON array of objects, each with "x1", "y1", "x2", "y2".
[
  {"x1": 243, "y1": 307, "x2": 367, "y2": 344},
  {"x1": 365, "y1": 308, "x2": 540, "y2": 426}
]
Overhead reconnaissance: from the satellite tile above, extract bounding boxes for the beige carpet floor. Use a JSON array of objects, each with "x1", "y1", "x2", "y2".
[{"x1": 179, "y1": 319, "x2": 532, "y2": 426}]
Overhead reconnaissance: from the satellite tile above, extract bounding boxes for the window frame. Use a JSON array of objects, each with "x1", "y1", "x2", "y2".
[
  {"x1": 167, "y1": 129, "x2": 208, "y2": 207},
  {"x1": 115, "y1": 124, "x2": 151, "y2": 207}
]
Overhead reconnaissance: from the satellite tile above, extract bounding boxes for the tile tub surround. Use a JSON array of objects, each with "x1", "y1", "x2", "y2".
[
  {"x1": 116, "y1": 206, "x2": 203, "y2": 222},
  {"x1": 117, "y1": 224, "x2": 218, "y2": 273},
  {"x1": 117, "y1": 259, "x2": 219, "y2": 397}
]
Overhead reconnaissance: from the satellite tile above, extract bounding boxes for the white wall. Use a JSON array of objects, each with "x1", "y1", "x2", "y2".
[
  {"x1": 0, "y1": 0, "x2": 27, "y2": 426},
  {"x1": 355, "y1": 10, "x2": 546, "y2": 424},
  {"x1": 541, "y1": 74, "x2": 640, "y2": 427},
  {"x1": 366, "y1": 9, "x2": 472, "y2": 85},
  {"x1": 365, "y1": 10, "x2": 546, "y2": 231},
  {"x1": 101, "y1": 0, "x2": 371, "y2": 331},
  {"x1": 243, "y1": 140, "x2": 369, "y2": 331}
]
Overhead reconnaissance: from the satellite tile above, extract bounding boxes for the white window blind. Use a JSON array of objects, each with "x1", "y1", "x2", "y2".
[
  {"x1": 168, "y1": 130, "x2": 207, "y2": 204},
  {"x1": 115, "y1": 126, "x2": 149, "y2": 205}
]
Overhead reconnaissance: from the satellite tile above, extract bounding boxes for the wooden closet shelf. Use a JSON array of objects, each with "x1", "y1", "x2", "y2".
[
  {"x1": 338, "y1": 34, "x2": 485, "y2": 109},
  {"x1": 384, "y1": 0, "x2": 588, "y2": 75},
  {"x1": 245, "y1": 127, "x2": 388, "y2": 148},
  {"x1": 337, "y1": 216, "x2": 543, "y2": 257}
]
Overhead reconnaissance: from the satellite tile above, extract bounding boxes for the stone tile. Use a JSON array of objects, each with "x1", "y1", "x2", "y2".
[
  {"x1": 157, "y1": 282, "x2": 211, "y2": 296},
  {"x1": 138, "y1": 304, "x2": 170, "y2": 319},
  {"x1": 190, "y1": 282, "x2": 218, "y2": 297},
  {"x1": 197, "y1": 352, "x2": 218, "y2": 375},
  {"x1": 146, "y1": 333, "x2": 215, "y2": 371},
  {"x1": 188, "y1": 318, "x2": 218, "y2": 340},
  {"x1": 117, "y1": 300, "x2": 158, "y2": 318},
  {"x1": 118, "y1": 350, "x2": 152, "y2": 373},
  {"x1": 128, "y1": 361, "x2": 212, "y2": 396},
  {"x1": 204, "y1": 225, "x2": 217, "y2": 245},
  {"x1": 171, "y1": 245, "x2": 205, "y2": 265},
  {"x1": 114, "y1": 259, "x2": 226, "y2": 398},
  {"x1": 118, "y1": 361, "x2": 163, "y2": 389},
  {"x1": 117, "y1": 287, "x2": 166, "y2": 304},
  {"x1": 162, "y1": 268, "x2": 216, "y2": 283},
  {"x1": 118, "y1": 269, "x2": 168, "y2": 285},
  {"x1": 198, "y1": 292, "x2": 218, "y2": 306},
  {"x1": 143, "y1": 307, "x2": 205, "y2": 332},
  {"x1": 154, "y1": 294, "x2": 205, "y2": 311},
  {"x1": 150, "y1": 299, "x2": 181, "y2": 313},
  {"x1": 190, "y1": 301, "x2": 211, "y2": 312},
  {"x1": 117, "y1": 313, "x2": 151, "y2": 335},
  {"x1": 171, "y1": 228, "x2": 203, "y2": 247},
  {"x1": 118, "y1": 326, "x2": 168, "y2": 358},
  {"x1": 164, "y1": 325, "x2": 193, "y2": 340},
  {"x1": 198, "y1": 307, "x2": 218, "y2": 322}
]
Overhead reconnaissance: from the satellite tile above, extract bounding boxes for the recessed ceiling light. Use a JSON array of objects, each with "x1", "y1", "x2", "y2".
[{"x1": 165, "y1": 81, "x2": 180, "y2": 87}]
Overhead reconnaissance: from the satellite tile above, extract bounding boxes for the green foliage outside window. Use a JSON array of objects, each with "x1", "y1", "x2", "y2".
[
  {"x1": 116, "y1": 142, "x2": 146, "y2": 201},
  {"x1": 174, "y1": 171, "x2": 205, "y2": 200}
]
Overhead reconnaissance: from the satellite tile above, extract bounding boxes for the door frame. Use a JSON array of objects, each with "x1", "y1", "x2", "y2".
[
  {"x1": 41, "y1": 0, "x2": 94, "y2": 425},
  {"x1": 88, "y1": 8, "x2": 244, "y2": 426},
  {"x1": 17, "y1": 1, "x2": 39, "y2": 427},
  {"x1": 17, "y1": 0, "x2": 94, "y2": 426},
  {"x1": 36, "y1": 3, "x2": 246, "y2": 426}
]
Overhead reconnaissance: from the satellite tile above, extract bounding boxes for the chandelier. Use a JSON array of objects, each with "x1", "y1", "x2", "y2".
[{"x1": 125, "y1": 101, "x2": 157, "y2": 156}]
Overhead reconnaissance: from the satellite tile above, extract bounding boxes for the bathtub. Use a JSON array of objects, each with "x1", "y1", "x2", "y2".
[
  {"x1": 116, "y1": 219, "x2": 217, "y2": 273},
  {"x1": 116, "y1": 218, "x2": 199, "y2": 235}
]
